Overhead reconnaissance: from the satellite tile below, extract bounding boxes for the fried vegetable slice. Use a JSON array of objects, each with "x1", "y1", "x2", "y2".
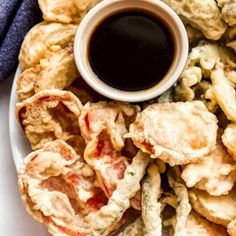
[
  {"x1": 211, "y1": 61, "x2": 236, "y2": 122},
  {"x1": 18, "y1": 140, "x2": 108, "y2": 236},
  {"x1": 19, "y1": 22, "x2": 77, "y2": 70},
  {"x1": 182, "y1": 141, "x2": 236, "y2": 196},
  {"x1": 126, "y1": 101, "x2": 218, "y2": 166},
  {"x1": 16, "y1": 89, "x2": 82, "y2": 150},
  {"x1": 79, "y1": 101, "x2": 139, "y2": 197},
  {"x1": 220, "y1": 1, "x2": 236, "y2": 26},
  {"x1": 18, "y1": 22, "x2": 79, "y2": 101},
  {"x1": 38, "y1": 0, "x2": 99, "y2": 24},
  {"x1": 142, "y1": 164, "x2": 162, "y2": 236},
  {"x1": 166, "y1": 211, "x2": 228, "y2": 236},
  {"x1": 123, "y1": 217, "x2": 144, "y2": 236},
  {"x1": 17, "y1": 47, "x2": 78, "y2": 101},
  {"x1": 222, "y1": 123, "x2": 236, "y2": 161},
  {"x1": 189, "y1": 188, "x2": 236, "y2": 226},
  {"x1": 88, "y1": 151, "x2": 150, "y2": 236},
  {"x1": 163, "y1": 0, "x2": 227, "y2": 40},
  {"x1": 168, "y1": 167, "x2": 191, "y2": 236},
  {"x1": 228, "y1": 219, "x2": 236, "y2": 236}
]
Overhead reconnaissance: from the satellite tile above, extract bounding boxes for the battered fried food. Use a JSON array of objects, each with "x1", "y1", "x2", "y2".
[
  {"x1": 18, "y1": 140, "x2": 108, "y2": 236},
  {"x1": 126, "y1": 101, "x2": 218, "y2": 166},
  {"x1": 17, "y1": 47, "x2": 78, "y2": 101},
  {"x1": 142, "y1": 164, "x2": 162, "y2": 236},
  {"x1": 18, "y1": 22, "x2": 78, "y2": 101},
  {"x1": 228, "y1": 219, "x2": 236, "y2": 236},
  {"x1": 163, "y1": 0, "x2": 227, "y2": 40},
  {"x1": 219, "y1": 0, "x2": 236, "y2": 26},
  {"x1": 189, "y1": 188, "x2": 236, "y2": 226},
  {"x1": 19, "y1": 22, "x2": 77, "y2": 70},
  {"x1": 182, "y1": 142, "x2": 236, "y2": 196},
  {"x1": 211, "y1": 62, "x2": 236, "y2": 122},
  {"x1": 168, "y1": 167, "x2": 191, "y2": 236},
  {"x1": 79, "y1": 101, "x2": 139, "y2": 197},
  {"x1": 38, "y1": 0, "x2": 99, "y2": 23},
  {"x1": 175, "y1": 42, "x2": 236, "y2": 114},
  {"x1": 222, "y1": 123, "x2": 236, "y2": 161},
  {"x1": 16, "y1": 89, "x2": 82, "y2": 150},
  {"x1": 175, "y1": 42, "x2": 221, "y2": 112},
  {"x1": 88, "y1": 151, "x2": 150, "y2": 236}
]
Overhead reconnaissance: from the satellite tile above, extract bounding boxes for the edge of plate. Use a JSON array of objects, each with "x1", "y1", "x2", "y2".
[{"x1": 9, "y1": 66, "x2": 31, "y2": 171}]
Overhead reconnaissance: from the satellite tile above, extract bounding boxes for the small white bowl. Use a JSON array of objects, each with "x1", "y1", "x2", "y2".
[{"x1": 74, "y1": 0, "x2": 188, "y2": 102}]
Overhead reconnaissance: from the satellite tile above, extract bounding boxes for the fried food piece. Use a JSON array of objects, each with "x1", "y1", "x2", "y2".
[
  {"x1": 222, "y1": 123, "x2": 236, "y2": 161},
  {"x1": 228, "y1": 219, "x2": 236, "y2": 236},
  {"x1": 88, "y1": 151, "x2": 150, "y2": 236},
  {"x1": 142, "y1": 164, "x2": 162, "y2": 236},
  {"x1": 211, "y1": 62, "x2": 236, "y2": 122},
  {"x1": 79, "y1": 101, "x2": 139, "y2": 197},
  {"x1": 189, "y1": 188, "x2": 236, "y2": 226},
  {"x1": 163, "y1": 0, "x2": 227, "y2": 40},
  {"x1": 123, "y1": 217, "x2": 144, "y2": 236},
  {"x1": 182, "y1": 141, "x2": 236, "y2": 196},
  {"x1": 16, "y1": 89, "x2": 82, "y2": 150},
  {"x1": 175, "y1": 42, "x2": 221, "y2": 112},
  {"x1": 38, "y1": 0, "x2": 99, "y2": 24},
  {"x1": 18, "y1": 140, "x2": 108, "y2": 236},
  {"x1": 18, "y1": 22, "x2": 78, "y2": 101},
  {"x1": 220, "y1": 1, "x2": 236, "y2": 26},
  {"x1": 19, "y1": 22, "x2": 77, "y2": 70},
  {"x1": 175, "y1": 42, "x2": 236, "y2": 113},
  {"x1": 126, "y1": 101, "x2": 218, "y2": 166},
  {"x1": 165, "y1": 211, "x2": 228, "y2": 236},
  {"x1": 17, "y1": 47, "x2": 78, "y2": 101},
  {"x1": 168, "y1": 167, "x2": 191, "y2": 236}
]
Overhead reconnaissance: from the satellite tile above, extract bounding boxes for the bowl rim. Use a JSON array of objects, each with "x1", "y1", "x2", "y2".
[{"x1": 74, "y1": 0, "x2": 189, "y2": 102}]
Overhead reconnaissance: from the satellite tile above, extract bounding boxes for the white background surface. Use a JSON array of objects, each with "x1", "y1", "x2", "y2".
[{"x1": 0, "y1": 76, "x2": 47, "y2": 236}]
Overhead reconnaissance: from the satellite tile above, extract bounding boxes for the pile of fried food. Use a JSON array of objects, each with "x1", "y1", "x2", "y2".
[{"x1": 16, "y1": 0, "x2": 236, "y2": 235}]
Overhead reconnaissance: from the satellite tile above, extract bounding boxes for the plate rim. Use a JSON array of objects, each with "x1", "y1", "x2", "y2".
[{"x1": 9, "y1": 66, "x2": 27, "y2": 171}]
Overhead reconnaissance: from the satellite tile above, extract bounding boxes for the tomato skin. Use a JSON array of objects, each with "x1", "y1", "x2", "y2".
[
  {"x1": 142, "y1": 141, "x2": 153, "y2": 153},
  {"x1": 84, "y1": 113, "x2": 90, "y2": 130},
  {"x1": 87, "y1": 188, "x2": 108, "y2": 210}
]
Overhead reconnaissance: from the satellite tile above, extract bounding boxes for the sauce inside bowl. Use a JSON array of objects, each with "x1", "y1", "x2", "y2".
[{"x1": 88, "y1": 10, "x2": 174, "y2": 91}]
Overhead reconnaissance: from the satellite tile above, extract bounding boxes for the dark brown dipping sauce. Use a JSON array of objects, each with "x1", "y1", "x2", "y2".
[{"x1": 89, "y1": 11, "x2": 174, "y2": 91}]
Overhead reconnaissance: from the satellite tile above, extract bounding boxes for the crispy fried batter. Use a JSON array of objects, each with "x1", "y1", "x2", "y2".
[
  {"x1": 220, "y1": 1, "x2": 236, "y2": 26},
  {"x1": 79, "y1": 101, "x2": 139, "y2": 197},
  {"x1": 168, "y1": 167, "x2": 191, "y2": 236},
  {"x1": 163, "y1": 0, "x2": 227, "y2": 40},
  {"x1": 228, "y1": 219, "x2": 236, "y2": 236},
  {"x1": 142, "y1": 164, "x2": 162, "y2": 236},
  {"x1": 175, "y1": 41, "x2": 236, "y2": 113},
  {"x1": 182, "y1": 141, "x2": 236, "y2": 196},
  {"x1": 18, "y1": 140, "x2": 108, "y2": 236},
  {"x1": 189, "y1": 188, "x2": 236, "y2": 226},
  {"x1": 211, "y1": 61, "x2": 236, "y2": 122},
  {"x1": 18, "y1": 22, "x2": 78, "y2": 101},
  {"x1": 222, "y1": 123, "x2": 236, "y2": 161},
  {"x1": 18, "y1": 47, "x2": 78, "y2": 101},
  {"x1": 16, "y1": 89, "x2": 82, "y2": 150},
  {"x1": 88, "y1": 151, "x2": 150, "y2": 236},
  {"x1": 38, "y1": 0, "x2": 99, "y2": 23},
  {"x1": 19, "y1": 22, "x2": 77, "y2": 70},
  {"x1": 126, "y1": 101, "x2": 218, "y2": 166}
]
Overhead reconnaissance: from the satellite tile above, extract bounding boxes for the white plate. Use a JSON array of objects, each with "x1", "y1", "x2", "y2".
[{"x1": 9, "y1": 66, "x2": 31, "y2": 171}]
